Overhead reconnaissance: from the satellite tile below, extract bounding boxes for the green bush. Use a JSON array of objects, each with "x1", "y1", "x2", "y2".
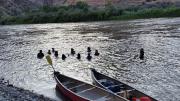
[{"x1": 75, "y1": 1, "x2": 89, "y2": 11}]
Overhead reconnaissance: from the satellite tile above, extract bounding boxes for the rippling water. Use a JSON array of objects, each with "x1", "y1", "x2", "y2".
[{"x1": 0, "y1": 18, "x2": 180, "y2": 101}]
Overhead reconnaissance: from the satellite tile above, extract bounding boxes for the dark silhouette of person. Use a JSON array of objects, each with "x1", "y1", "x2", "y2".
[
  {"x1": 139, "y1": 48, "x2": 144, "y2": 60},
  {"x1": 62, "y1": 54, "x2": 67, "y2": 60},
  {"x1": 54, "y1": 51, "x2": 59, "y2": 57},
  {"x1": 87, "y1": 47, "x2": 91, "y2": 53},
  {"x1": 94, "y1": 50, "x2": 100, "y2": 56},
  {"x1": 87, "y1": 53, "x2": 92, "y2": 60},
  {"x1": 71, "y1": 48, "x2": 75, "y2": 55},
  {"x1": 37, "y1": 50, "x2": 44, "y2": 59},
  {"x1": 77, "y1": 53, "x2": 81, "y2": 60},
  {"x1": 52, "y1": 48, "x2": 55, "y2": 53},
  {"x1": 47, "y1": 50, "x2": 51, "y2": 55}
]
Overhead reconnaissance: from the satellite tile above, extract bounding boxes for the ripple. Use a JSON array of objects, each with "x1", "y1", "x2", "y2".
[{"x1": 0, "y1": 18, "x2": 180, "y2": 101}]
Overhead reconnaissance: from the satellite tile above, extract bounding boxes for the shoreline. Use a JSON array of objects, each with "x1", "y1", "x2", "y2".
[
  {"x1": 1, "y1": 6, "x2": 180, "y2": 25},
  {"x1": 0, "y1": 79, "x2": 56, "y2": 101},
  {"x1": 0, "y1": 16, "x2": 180, "y2": 26}
]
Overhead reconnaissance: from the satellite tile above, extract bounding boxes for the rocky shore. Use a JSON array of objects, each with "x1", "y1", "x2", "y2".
[{"x1": 0, "y1": 78, "x2": 56, "y2": 101}]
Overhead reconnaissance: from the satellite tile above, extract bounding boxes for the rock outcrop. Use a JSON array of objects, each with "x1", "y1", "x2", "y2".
[{"x1": 0, "y1": 0, "x2": 38, "y2": 16}]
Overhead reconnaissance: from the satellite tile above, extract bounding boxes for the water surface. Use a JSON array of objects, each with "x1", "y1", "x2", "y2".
[{"x1": 0, "y1": 18, "x2": 180, "y2": 101}]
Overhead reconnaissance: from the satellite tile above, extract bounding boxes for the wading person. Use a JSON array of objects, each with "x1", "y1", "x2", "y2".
[
  {"x1": 94, "y1": 50, "x2": 100, "y2": 56},
  {"x1": 71, "y1": 48, "x2": 75, "y2": 55},
  {"x1": 52, "y1": 48, "x2": 55, "y2": 53},
  {"x1": 54, "y1": 51, "x2": 59, "y2": 57},
  {"x1": 77, "y1": 53, "x2": 81, "y2": 60},
  {"x1": 87, "y1": 47, "x2": 91, "y2": 53},
  {"x1": 47, "y1": 50, "x2": 51, "y2": 55},
  {"x1": 37, "y1": 50, "x2": 44, "y2": 59},
  {"x1": 139, "y1": 48, "x2": 144, "y2": 60},
  {"x1": 87, "y1": 53, "x2": 92, "y2": 60},
  {"x1": 62, "y1": 54, "x2": 66, "y2": 60}
]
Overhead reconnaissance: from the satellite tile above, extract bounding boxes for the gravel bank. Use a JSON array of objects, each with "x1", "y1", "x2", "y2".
[{"x1": 0, "y1": 78, "x2": 56, "y2": 101}]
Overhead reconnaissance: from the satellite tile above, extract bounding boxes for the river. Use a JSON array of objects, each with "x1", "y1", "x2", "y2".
[{"x1": 0, "y1": 18, "x2": 180, "y2": 101}]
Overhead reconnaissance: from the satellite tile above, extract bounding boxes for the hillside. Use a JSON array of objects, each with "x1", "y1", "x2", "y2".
[
  {"x1": 54, "y1": 0, "x2": 180, "y2": 7},
  {"x1": 0, "y1": 0, "x2": 180, "y2": 16},
  {"x1": 0, "y1": 0, "x2": 38, "y2": 16}
]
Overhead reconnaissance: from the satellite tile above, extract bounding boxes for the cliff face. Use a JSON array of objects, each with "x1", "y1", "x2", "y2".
[
  {"x1": 0, "y1": 0, "x2": 179, "y2": 16},
  {"x1": 0, "y1": 0, "x2": 38, "y2": 16},
  {"x1": 0, "y1": 0, "x2": 67, "y2": 16}
]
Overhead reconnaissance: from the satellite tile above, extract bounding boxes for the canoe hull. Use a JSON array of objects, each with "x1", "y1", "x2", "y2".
[
  {"x1": 55, "y1": 82, "x2": 88, "y2": 101},
  {"x1": 91, "y1": 68, "x2": 157, "y2": 101},
  {"x1": 54, "y1": 71, "x2": 128, "y2": 101},
  {"x1": 54, "y1": 73, "x2": 89, "y2": 101}
]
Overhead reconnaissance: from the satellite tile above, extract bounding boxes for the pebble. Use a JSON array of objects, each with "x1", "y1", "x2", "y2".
[{"x1": 0, "y1": 78, "x2": 55, "y2": 101}]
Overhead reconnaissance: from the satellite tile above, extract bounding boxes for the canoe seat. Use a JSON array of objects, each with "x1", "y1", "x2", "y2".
[
  {"x1": 69, "y1": 84, "x2": 86, "y2": 90},
  {"x1": 78, "y1": 87, "x2": 109, "y2": 100},
  {"x1": 94, "y1": 95, "x2": 111, "y2": 101},
  {"x1": 62, "y1": 81, "x2": 74, "y2": 85},
  {"x1": 70, "y1": 84, "x2": 93, "y2": 93},
  {"x1": 77, "y1": 87, "x2": 96, "y2": 94}
]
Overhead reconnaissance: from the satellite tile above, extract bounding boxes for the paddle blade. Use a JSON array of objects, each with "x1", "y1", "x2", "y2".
[{"x1": 46, "y1": 55, "x2": 53, "y2": 66}]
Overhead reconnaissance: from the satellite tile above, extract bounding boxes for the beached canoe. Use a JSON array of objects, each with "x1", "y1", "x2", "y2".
[
  {"x1": 91, "y1": 69, "x2": 157, "y2": 101},
  {"x1": 54, "y1": 71, "x2": 128, "y2": 101}
]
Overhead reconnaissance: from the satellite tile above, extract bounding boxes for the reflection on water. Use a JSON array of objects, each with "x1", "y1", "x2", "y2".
[{"x1": 1, "y1": 18, "x2": 180, "y2": 101}]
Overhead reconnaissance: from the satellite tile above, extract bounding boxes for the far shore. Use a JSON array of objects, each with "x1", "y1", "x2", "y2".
[{"x1": 0, "y1": 2, "x2": 180, "y2": 25}]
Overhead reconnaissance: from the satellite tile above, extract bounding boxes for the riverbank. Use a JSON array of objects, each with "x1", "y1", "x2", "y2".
[
  {"x1": 0, "y1": 1, "x2": 180, "y2": 25},
  {"x1": 111, "y1": 7, "x2": 180, "y2": 20},
  {"x1": 0, "y1": 78, "x2": 55, "y2": 101}
]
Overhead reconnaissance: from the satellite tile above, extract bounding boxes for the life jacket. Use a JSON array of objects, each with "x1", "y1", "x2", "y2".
[{"x1": 132, "y1": 97, "x2": 151, "y2": 101}]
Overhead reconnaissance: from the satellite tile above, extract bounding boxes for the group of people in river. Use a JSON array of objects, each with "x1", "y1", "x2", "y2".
[
  {"x1": 37, "y1": 47, "x2": 145, "y2": 60},
  {"x1": 37, "y1": 47, "x2": 100, "y2": 61}
]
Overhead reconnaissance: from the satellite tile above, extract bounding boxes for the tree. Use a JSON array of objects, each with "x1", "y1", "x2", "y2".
[{"x1": 75, "y1": 1, "x2": 89, "y2": 11}]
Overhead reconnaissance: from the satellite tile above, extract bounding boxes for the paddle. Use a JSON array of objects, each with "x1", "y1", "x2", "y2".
[{"x1": 46, "y1": 55, "x2": 55, "y2": 72}]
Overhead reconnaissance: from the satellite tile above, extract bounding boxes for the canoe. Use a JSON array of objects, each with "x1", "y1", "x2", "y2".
[
  {"x1": 90, "y1": 69, "x2": 157, "y2": 101},
  {"x1": 54, "y1": 71, "x2": 128, "y2": 101}
]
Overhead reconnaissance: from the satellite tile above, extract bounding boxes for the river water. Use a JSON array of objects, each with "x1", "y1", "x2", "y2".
[{"x1": 0, "y1": 18, "x2": 180, "y2": 101}]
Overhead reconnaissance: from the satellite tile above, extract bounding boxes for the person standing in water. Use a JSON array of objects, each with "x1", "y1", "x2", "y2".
[
  {"x1": 139, "y1": 48, "x2": 144, "y2": 60},
  {"x1": 62, "y1": 54, "x2": 67, "y2": 60},
  {"x1": 37, "y1": 50, "x2": 44, "y2": 59},
  {"x1": 47, "y1": 50, "x2": 51, "y2": 55},
  {"x1": 54, "y1": 51, "x2": 59, "y2": 57},
  {"x1": 52, "y1": 48, "x2": 55, "y2": 53},
  {"x1": 94, "y1": 50, "x2": 100, "y2": 56},
  {"x1": 77, "y1": 53, "x2": 81, "y2": 60},
  {"x1": 87, "y1": 53, "x2": 92, "y2": 60},
  {"x1": 71, "y1": 48, "x2": 75, "y2": 55},
  {"x1": 87, "y1": 47, "x2": 91, "y2": 53}
]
